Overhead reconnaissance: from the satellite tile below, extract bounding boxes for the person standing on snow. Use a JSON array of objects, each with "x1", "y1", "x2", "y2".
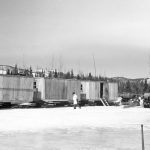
[{"x1": 72, "y1": 92, "x2": 78, "y2": 109}]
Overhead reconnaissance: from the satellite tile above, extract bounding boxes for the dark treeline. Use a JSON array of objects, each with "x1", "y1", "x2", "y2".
[
  {"x1": 46, "y1": 70, "x2": 114, "y2": 82},
  {"x1": 117, "y1": 79, "x2": 150, "y2": 95},
  {"x1": 7, "y1": 65, "x2": 116, "y2": 82},
  {"x1": 47, "y1": 70, "x2": 116, "y2": 82},
  {"x1": 6, "y1": 64, "x2": 33, "y2": 77}
]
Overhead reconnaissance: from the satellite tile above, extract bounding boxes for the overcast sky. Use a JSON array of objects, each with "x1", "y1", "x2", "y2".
[{"x1": 0, "y1": 0, "x2": 150, "y2": 78}]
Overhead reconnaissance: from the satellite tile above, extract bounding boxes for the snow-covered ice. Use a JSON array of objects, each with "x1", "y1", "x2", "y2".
[
  {"x1": 0, "y1": 106, "x2": 150, "y2": 150},
  {"x1": 0, "y1": 106, "x2": 150, "y2": 132}
]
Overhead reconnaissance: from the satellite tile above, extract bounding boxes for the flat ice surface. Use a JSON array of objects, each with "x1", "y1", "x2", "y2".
[{"x1": 0, "y1": 106, "x2": 150, "y2": 150}]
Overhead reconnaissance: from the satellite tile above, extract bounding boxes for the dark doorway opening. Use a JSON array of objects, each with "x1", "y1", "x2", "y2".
[{"x1": 100, "y1": 83, "x2": 103, "y2": 98}]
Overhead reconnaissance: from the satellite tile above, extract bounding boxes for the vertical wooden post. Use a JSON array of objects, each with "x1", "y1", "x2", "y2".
[{"x1": 141, "y1": 124, "x2": 145, "y2": 150}]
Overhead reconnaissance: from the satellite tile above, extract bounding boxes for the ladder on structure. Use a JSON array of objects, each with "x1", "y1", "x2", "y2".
[
  {"x1": 99, "y1": 98, "x2": 109, "y2": 106},
  {"x1": 103, "y1": 98, "x2": 109, "y2": 106}
]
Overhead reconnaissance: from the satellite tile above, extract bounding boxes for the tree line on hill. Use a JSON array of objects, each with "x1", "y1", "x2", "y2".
[
  {"x1": 117, "y1": 79, "x2": 150, "y2": 95},
  {"x1": 39, "y1": 69, "x2": 113, "y2": 82},
  {"x1": 6, "y1": 65, "x2": 115, "y2": 82}
]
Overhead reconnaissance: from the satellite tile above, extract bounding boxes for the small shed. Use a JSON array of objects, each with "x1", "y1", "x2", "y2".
[
  {"x1": 35, "y1": 78, "x2": 81, "y2": 102},
  {"x1": 0, "y1": 75, "x2": 34, "y2": 104}
]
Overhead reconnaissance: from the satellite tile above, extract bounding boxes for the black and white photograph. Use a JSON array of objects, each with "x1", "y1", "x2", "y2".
[{"x1": 0, "y1": 0, "x2": 150, "y2": 149}]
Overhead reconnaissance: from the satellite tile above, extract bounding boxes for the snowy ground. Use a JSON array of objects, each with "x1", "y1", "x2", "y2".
[{"x1": 0, "y1": 106, "x2": 150, "y2": 150}]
